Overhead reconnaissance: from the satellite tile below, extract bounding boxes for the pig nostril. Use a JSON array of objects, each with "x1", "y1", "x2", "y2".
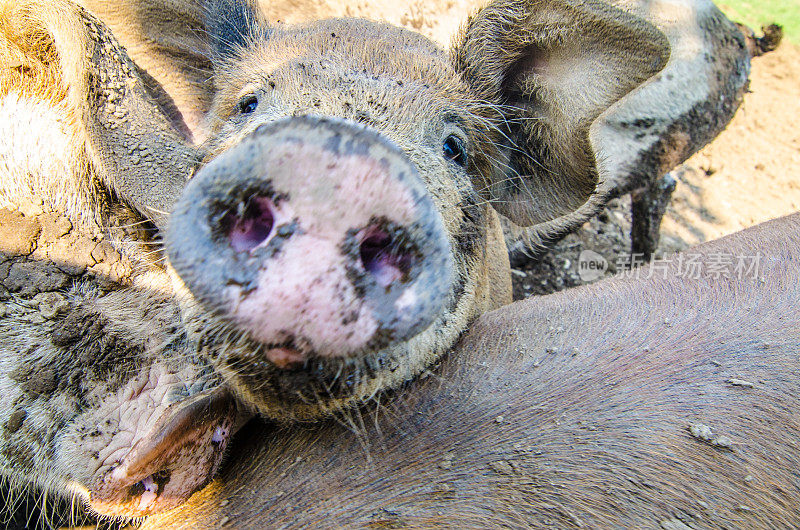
[
  {"x1": 359, "y1": 226, "x2": 413, "y2": 288},
  {"x1": 224, "y1": 197, "x2": 275, "y2": 252}
]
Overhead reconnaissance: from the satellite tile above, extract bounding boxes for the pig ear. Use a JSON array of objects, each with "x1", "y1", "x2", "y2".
[
  {"x1": 77, "y1": 0, "x2": 215, "y2": 143},
  {"x1": 206, "y1": 0, "x2": 268, "y2": 60},
  {"x1": 453, "y1": 0, "x2": 669, "y2": 226},
  {"x1": 6, "y1": 1, "x2": 200, "y2": 229}
]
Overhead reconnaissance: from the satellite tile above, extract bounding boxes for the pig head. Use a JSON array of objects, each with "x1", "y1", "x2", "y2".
[{"x1": 167, "y1": 0, "x2": 669, "y2": 419}]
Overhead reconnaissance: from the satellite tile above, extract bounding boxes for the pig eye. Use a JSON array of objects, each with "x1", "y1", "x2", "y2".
[
  {"x1": 443, "y1": 135, "x2": 467, "y2": 167},
  {"x1": 238, "y1": 95, "x2": 259, "y2": 115}
]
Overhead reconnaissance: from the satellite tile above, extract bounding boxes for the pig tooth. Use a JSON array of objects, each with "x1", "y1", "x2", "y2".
[
  {"x1": 141, "y1": 475, "x2": 158, "y2": 493},
  {"x1": 137, "y1": 475, "x2": 159, "y2": 511}
]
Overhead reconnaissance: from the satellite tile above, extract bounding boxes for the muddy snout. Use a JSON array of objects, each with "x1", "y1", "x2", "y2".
[{"x1": 167, "y1": 117, "x2": 453, "y2": 367}]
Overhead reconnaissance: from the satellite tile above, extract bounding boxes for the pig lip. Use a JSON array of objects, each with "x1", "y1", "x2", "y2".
[
  {"x1": 262, "y1": 337, "x2": 326, "y2": 370},
  {"x1": 89, "y1": 389, "x2": 237, "y2": 518},
  {"x1": 261, "y1": 338, "x2": 368, "y2": 370},
  {"x1": 266, "y1": 346, "x2": 307, "y2": 369}
]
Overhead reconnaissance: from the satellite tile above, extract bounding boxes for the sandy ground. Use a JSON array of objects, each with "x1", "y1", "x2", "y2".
[
  {"x1": 257, "y1": 0, "x2": 481, "y2": 45},
  {"x1": 660, "y1": 42, "x2": 800, "y2": 251}
]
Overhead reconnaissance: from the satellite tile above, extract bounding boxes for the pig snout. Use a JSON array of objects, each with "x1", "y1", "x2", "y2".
[
  {"x1": 167, "y1": 116, "x2": 453, "y2": 367},
  {"x1": 88, "y1": 389, "x2": 237, "y2": 518}
]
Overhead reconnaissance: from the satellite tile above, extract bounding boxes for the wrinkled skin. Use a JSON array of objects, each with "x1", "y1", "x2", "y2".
[
  {"x1": 146, "y1": 214, "x2": 800, "y2": 528},
  {"x1": 0, "y1": 0, "x2": 752, "y2": 522}
]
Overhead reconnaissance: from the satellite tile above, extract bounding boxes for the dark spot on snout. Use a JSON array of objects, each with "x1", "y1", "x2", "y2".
[
  {"x1": 358, "y1": 224, "x2": 416, "y2": 289},
  {"x1": 322, "y1": 129, "x2": 373, "y2": 157},
  {"x1": 619, "y1": 117, "x2": 657, "y2": 130},
  {"x1": 211, "y1": 185, "x2": 299, "y2": 258}
]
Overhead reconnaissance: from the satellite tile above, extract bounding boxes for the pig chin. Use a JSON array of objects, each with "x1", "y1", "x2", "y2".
[{"x1": 212, "y1": 330, "x2": 417, "y2": 419}]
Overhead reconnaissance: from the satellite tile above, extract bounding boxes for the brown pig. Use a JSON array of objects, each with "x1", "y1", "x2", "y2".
[
  {"x1": 146, "y1": 213, "x2": 800, "y2": 529},
  {"x1": 0, "y1": 0, "x2": 755, "y2": 521}
]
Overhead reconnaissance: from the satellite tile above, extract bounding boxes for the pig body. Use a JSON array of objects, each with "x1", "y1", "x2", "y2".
[
  {"x1": 0, "y1": 0, "x2": 758, "y2": 521},
  {"x1": 147, "y1": 213, "x2": 800, "y2": 528}
]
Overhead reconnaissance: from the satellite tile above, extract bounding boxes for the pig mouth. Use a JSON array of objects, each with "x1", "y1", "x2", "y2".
[
  {"x1": 259, "y1": 335, "x2": 388, "y2": 370},
  {"x1": 217, "y1": 333, "x2": 406, "y2": 414},
  {"x1": 264, "y1": 343, "x2": 310, "y2": 370},
  {"x1": 88, "y1": 389, "x2": 237, "y2": 518}
]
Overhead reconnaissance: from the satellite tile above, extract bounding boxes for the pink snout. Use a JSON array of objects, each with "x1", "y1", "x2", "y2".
[{"x1": 167, "y1": 117, "x2": 453, "y2": 368}]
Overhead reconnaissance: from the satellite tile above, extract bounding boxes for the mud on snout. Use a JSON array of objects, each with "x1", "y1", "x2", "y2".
[{"x1": 166, "y1": 117, "x2": 454, "y2": 417}]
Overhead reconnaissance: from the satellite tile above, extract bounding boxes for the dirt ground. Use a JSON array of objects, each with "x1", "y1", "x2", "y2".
[
  {"x1": 257, "y1": 0, "x2": 480, "y2": 46},
  {"x1": 661, "y1": 42, "x2": 800, "y2": 249},
  {"x1": 511, "y1": 41, "x2": 800, "y2": 299}
]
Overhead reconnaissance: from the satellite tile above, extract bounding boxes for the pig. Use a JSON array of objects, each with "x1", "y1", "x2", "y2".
[
  {"x1": 145, "y1": 212, "x2": 800, "y2": 528},
  {"x1": 0, "y1": 0, "x2": 753, "y2": 521}
]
